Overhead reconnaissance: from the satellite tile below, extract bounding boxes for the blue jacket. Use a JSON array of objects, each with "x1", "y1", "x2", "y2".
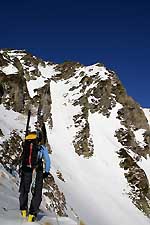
[{"x1": 38, "y1": 145, "x2": 51, "y2": 173}]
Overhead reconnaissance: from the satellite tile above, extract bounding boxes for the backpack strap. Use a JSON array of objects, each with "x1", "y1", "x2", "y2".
[{"x1": 28, "y1": 143, "x2": 33, "y2": 167}]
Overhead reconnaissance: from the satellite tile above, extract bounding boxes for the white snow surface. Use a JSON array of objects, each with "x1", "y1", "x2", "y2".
[
  {"x1": 143, "y1": 108, "x2": 150, "y2": 125},
  {"x1": 133, "y1": 129, "x2": 146, "y2": 148},
  {"x1": 1, "y1": 49, "x2": 26, "y2": 60},
  {"x1": 0, "y1": 105, "x2": 26, "y2": 139},
  {"x1": 0, "y1": 64, "x2": 18, "y2": 75},
  {"x1": 78, "y1": 64, "x2": 109, "y2": 80}
]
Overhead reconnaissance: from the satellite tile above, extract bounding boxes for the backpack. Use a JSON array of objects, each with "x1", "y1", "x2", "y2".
[{"x1": 21, "y1": 131, "x2": 41, "y2": 168}]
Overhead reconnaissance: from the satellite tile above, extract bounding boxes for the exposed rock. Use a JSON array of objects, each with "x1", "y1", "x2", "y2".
[
  {"x1": 34, "y1": 82, "x2": 52, "y2": 123},
  {"x1": 0, "y1": 53, "x2": 9, "y2": 67},
  {"x1": 117, "y1": 96, "x2": 149, "y2": 130},
  {"x1": 117, "y1": 148, "x2": 150, "y2": 216},
  {"x1": 43, "y1": 174, "x2": 67, "y2": 216},
  {"x1": 56, "y1": 170, "x2": 65, "y2": 182},
  {"x1": 0, "y1": 73, "x2": 29, "y2": 112},
  {"x1": 0, "y1": 83, "x2": 4, "y2": 104},
  {"x1": 54, "y1": 61, "x2": 82, "y2": 80},
  {"x1": 0, "y1": 130, "x2": 23, "y2": 168},
  {"x1": 0, "y1": 129, "x2": 4, "y2": 137}
]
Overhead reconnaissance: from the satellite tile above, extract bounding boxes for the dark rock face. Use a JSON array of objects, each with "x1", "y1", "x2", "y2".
[
  {"x1": 0, "y1": 130, "x2": 22, "y2": 168},
  {"x1": 0, "y1": 73, "x2": 28, "y2": 112},
  {"x1": 0, "y1": 129, "x2": 4, "y2": 137},
  {"x1": 0, "y1": 49, "x2": 150, "y2": 217},
  {"x1": 0, "y1": 83, "x2": 4, "y2": 104},
  {"x1": 0, "y1": 83, "x2": 4, "y2": 96},
  {"x1": 117, "y1": 148, "x2": 150, "y2": 216},
  {"x1": 0, "y1": 53, "x2": 9, "y2": 67}
]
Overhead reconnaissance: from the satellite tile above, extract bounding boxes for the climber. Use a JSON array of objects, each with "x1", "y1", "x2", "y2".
[{"x1": 19, "y1": 130, "x2": 51, "y2": 222}]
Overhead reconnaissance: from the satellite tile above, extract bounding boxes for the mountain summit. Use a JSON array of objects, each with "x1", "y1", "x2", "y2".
[{"x1": 0, "y1": 49, "x2": 150, "y2": 225}]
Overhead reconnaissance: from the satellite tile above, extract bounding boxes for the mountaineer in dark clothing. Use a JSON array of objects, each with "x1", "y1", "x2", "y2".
[{"x1": 19, "y1": 131, "x2": 51, "y2": 222}]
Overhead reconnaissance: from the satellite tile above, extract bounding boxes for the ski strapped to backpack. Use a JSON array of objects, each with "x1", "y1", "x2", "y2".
[{"x1": 25, "y1": 110, "x2": 31, "y2": 136}]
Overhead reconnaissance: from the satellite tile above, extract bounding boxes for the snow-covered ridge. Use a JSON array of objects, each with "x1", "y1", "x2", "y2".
[
  {"x1": 0, "y1": 49, "x2": 150, "y2": 225},
  {"x1": 0, "y1": 49, "x2": 110, "y2": 99}
]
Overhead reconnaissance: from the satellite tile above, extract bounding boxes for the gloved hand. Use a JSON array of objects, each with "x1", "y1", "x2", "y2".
[{"x1": 43, "y1": 172, "x2": 50, "y2": 179}]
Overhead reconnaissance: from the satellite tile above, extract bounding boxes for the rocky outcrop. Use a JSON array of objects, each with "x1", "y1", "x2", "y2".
[
  {"x1": 117, "y1": 148, "x2": 150, "y2": 216},
  {"x1": 114, "y1": 86, "x2": 150, "y2": 216},
  {"x1": 1, "y1": 73, "x2": 29, "y2": 112},
  {"x1": 0, "y1": 130, "x2": 23, "y2": 168},
  {"x1": 54, "y1": 61, "x2": 82, "y2": 80},
  {"x1": 43, "y1": 174, "x2": 67, "y2": 216},
  {"x1": 0, "y1": 129, "x2": 4, "y2": 137}
]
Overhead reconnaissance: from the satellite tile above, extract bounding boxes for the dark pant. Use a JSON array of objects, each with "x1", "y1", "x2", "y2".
[{"x1": 19, "y1": 167, "x2": 43, "y2": 215}]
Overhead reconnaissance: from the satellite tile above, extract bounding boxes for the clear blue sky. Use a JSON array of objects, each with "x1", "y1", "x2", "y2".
[{"x1": 1, "y1": 0, "x2": 150, "y2": 107}]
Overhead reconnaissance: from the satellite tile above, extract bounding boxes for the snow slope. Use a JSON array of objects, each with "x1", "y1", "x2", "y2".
[
  {"x1": 0, "y1": 164, "x2": 77, "y2": 225},
  {"x1": 1, "y1": 101, "x2": 149, "y2": 225},
  {"x1": 45, "y1": 79, "x2": 150, "y2": 225}
]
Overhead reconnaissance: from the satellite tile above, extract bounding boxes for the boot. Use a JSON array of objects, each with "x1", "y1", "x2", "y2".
[
  {"x1": 21, "y1": 210, "x2": 27, "y2": 218},
  {"x1": 28, "y1": 214, "x2": 36, "y2": 222}
]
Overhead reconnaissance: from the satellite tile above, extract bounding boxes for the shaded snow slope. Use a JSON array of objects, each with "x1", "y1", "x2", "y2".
[{"x1": 0, "y1": 164, "x2": 77, "y2": 225}]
